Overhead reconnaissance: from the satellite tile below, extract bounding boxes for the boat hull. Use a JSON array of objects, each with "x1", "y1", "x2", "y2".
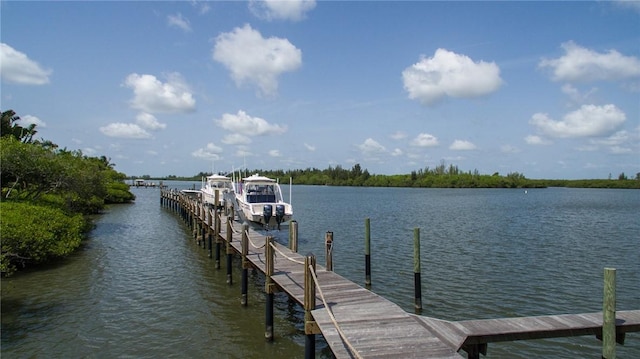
[{"x1": 238, "y1": 200, "x2": 293, "y2": 227}]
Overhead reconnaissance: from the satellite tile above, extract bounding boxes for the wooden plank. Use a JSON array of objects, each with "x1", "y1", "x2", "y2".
[{"x1": 413, "y1": 310, "x2": 640, "y2": 349}]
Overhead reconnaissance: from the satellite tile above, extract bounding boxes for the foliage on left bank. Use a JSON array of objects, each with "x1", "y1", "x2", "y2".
[{"x1": 1, "y1": 109, "x2": 135, "y2": 276}]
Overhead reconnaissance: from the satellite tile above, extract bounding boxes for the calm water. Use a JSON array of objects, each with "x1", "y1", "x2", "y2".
[{"x1": 2, "y1": 183, "x2": 639, "y2": 358}]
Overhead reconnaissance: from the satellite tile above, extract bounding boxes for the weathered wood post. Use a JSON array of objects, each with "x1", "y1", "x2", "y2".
[
  {"x1": 214, "y1": 189, "x2": 220, "y2": 215},
  {"x1": 603, "y1": 267, "x2": 617, "y2": 359},
  {"x1": 241, "y1": 223, "x2": 249, "y2": 306},
  {"x1": 265, "y1": 236, "x2": 275, "y2": 341},
  {"x1": 289, "y1": 220, "x2": 298, "y2": 252},
  {"x1": 200, "y1": 204, "x2": 206, "y2": 249},
  {"x1": 325, "y1": 231, "x2": 333, "y2": 271},
  {"x1": 413, "y1": 227, "x2": 422, "y2": 313},
  {"x1": 365, "y1": 217, "x2": 371, "y2": 287},
  {"x1": 226, "y1": 216, "x2": 233, "y2": 285},
  {"x1": 214, "y1": 210, "x2": 221, "y2": 269},
  {"x1": 192, "y1": 203, "x2": 198, "y2": 241},
  {"x1": 207, "y1": 208, "x2": 213, "y2": 258},
  {"x1": 304, "y1": 253, "x2": 317, "y2": 359}
]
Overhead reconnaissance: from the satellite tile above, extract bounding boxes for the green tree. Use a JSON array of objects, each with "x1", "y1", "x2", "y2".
[
  {"x1": 1, "y1": 109, "x2": 38, "y2": 143},
  {"x1": 1, "y1": 202, "x2": 85, "y2": 275}
]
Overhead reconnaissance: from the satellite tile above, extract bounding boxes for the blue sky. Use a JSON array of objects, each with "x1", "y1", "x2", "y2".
[{"x1": 2, "y1": 1, "x2": 639, "y2": 179}]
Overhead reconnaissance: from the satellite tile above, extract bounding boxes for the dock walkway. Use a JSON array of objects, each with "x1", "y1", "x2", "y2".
[{"x1": 160, "y1": 189, "x2": 640, "y2": 358}]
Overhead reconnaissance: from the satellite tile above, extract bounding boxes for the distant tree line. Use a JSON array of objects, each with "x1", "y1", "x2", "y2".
[
  {"x1": 158, "y1": 162, "x2": 639, "y2": 190},
  {"x1": 1, "y1": 109, "x2": 135, "y2": 275}
]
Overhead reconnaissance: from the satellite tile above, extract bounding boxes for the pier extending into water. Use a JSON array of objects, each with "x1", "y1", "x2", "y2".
[{"x1": 160, "y1": 188, "x2": 640, "y2": 358}]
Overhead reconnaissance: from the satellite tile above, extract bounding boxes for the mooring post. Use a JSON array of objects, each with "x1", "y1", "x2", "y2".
[
  {"x1": 192, "y1": 203, "x2": 198, "y2": 240},
  {"x1": 214, "y1": 189, "x2": 220, "y2": 215},
  {"x1": 226, "y1": 216, "x2": 233, "y2": 285},
  {"x1": 214, "y1": 211, "x2": 221, "y2": 269},
  {"x1": 325, "y1": 231, "x2": 333, "y2": 271},
  {"x1": 207, "y1": 208, "x2": 213, "y2": 258},
  {"x1": 200, "y1": 205, "x2": 206, "y2": 249},
  {"x1": 265, "y1": 236, "x2": 275, "y2": 341},
  {"x1": 365, "y1": 217, "x2": 371, "y2": 287},
  {"x1": 241, "y1": 223, "x2": 249, "y2": 306},
  {"x1": 289, "y1": 220, "x2": 298, "y2": 252},
  {"x1": 413, "y1": 227, "x2": 422, "y2": 313},
  {"x1": 603, "y1": 267, "x2": 617, "y2": 359},
  {"x1": 304, "y1": 253, "x2": 317, "y2": 359}
]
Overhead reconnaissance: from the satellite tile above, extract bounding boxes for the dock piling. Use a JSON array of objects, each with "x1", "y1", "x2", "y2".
[
  {"x1": 304, "y1": 253, "x2": 317, "y2": 359},
  {"x1": 265, "y1": 236, "x2": 275, "y2": 341},
  {"x1": 413, "y1": 227, "x2": 423, "y2": 314},
  {"x1": 207, "y1": 208, "x2": 213, "y2": 257},
  {"x1": 289, "y1": 220, "x2": 298, "y2": 252},
  {"x1": 602, "y1": 267, "x2": 617, "y2": 359},
  {"x1": 365, "y1": 217, "x2": 371, "y2": 288},
  {"x1": 241, "y1": 223, "x2": 249, "y2": 306},
  {"x1": 214, "y1": 210, "x2": 221, "y2": 269},
  {"x1": 226, "y1": 216, "x2": 233, "y2": 285},
  {"x1": 325, "y1": 231, "x2": 333, "y2": 271}
]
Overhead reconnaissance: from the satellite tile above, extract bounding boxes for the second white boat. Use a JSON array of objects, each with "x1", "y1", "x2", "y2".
[{"x1": 234, "y1": 174, "x2": 293, "y2": 229}]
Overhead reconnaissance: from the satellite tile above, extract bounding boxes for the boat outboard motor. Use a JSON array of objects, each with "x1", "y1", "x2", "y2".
[
  {"x1": 275, "y1": 204, "x2": 285, "y2": 230},
  {"x1": 263, "y1": 204, "x2": 273, "y2": 227}
]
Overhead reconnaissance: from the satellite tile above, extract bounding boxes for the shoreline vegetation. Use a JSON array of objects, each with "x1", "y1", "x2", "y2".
[
  {"x1": 139, "y1": 163, "x2": 640, "y2": 190},
  {"x1": 1, "y1": 110, "x2": 135, "y2": 276}
]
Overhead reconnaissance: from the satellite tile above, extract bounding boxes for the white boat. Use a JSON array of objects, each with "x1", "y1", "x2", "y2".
[
  {"x1": 200, "y1": 174, "x2": 233, "y2": 208},
  {"x1": 234, "y1": 174, "x2": 293, "y2": 229}
]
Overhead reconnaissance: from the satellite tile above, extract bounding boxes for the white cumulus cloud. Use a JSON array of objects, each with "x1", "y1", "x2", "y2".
[
  {"x1": 192, "y1": 142, "x2": 223, "y2": 160},
  {"x1": 0, "y1": 43, "x2": 51, "y2": 85},
  {"x1": 18, "y1": 115, "x2": 46, "y2": 128},
  {"x1": 215, "y1": 110, "x2": 287, "y2": 136},
  {"x1": 358, "y1": 138, "x2": 386, "y2": 154},
  {"x1": 529, "y1": 104, "x2": 626, "y2": 138},
  {"x1": 589, "y1": 127, "x2": 640, "y2": 154},
  {"x1": 222, "y1": 133, "x2": 252, "y2": 145},
  {"x1": 100, "y1": 123, "x2": 151, "y2": 139},
  {"x1": 136, "y1": 112, "x2": 166, "y2": 130},
  {"x1": 410, "y1": 133, "x2": 439, "y2": 147},
  {"x1": 449, "y1": 140, "x2": 477, "y2": 150},
  {"x1": 124, "y1": 72, "x2": 195, "y2": 113},
  {"x1": 213, "y1": 24, "x2": 302, "y2": 97},
  {"x1": 539, "y1": 41, "x2": 640, "y2": 82},
  {"x1": 249, "y1": 0, "x2": 316, "y2": 21},
  {"x1": 402, "y1": 48, "x2": 503, "y2": 105}
]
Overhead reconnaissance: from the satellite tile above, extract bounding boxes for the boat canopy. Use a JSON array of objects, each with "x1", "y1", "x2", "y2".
[
  {"x1": 241, "y1": 174, "x2": 281, "y2": 203},
  {"x1": 242, "y1": 174, "x2": 275, "y2": 183}
]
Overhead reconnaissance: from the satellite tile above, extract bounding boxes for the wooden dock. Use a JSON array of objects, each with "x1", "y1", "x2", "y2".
[{"x1": 160, "y1": 188, "x2": 640, "y2": 358}]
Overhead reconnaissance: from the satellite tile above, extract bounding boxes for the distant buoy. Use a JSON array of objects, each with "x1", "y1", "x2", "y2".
[{"x1": 524, "y1": 190, "x2": 528, "y2": 194}]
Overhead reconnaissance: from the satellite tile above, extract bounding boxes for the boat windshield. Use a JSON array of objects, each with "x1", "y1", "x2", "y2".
[
  {"x1": 245, "y1": 183, "x2": 280, "y2": 203},
  {"x1": 209, "y1": 181, "x2": 230, "y2": 188}
]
